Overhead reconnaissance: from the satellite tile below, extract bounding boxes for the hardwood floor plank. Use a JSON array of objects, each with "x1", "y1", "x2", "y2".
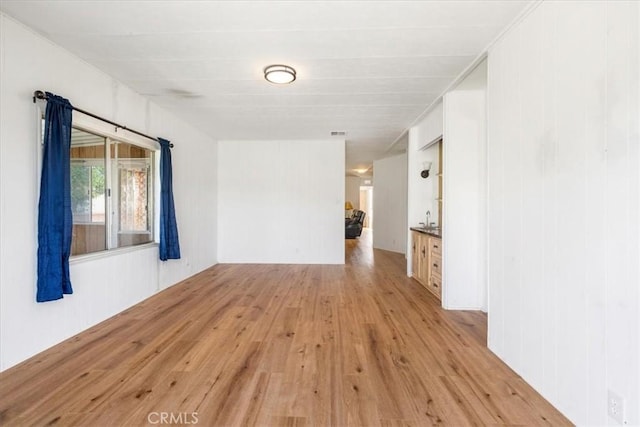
[{"x1": 0, "y1": 230, "x2": 571, "y2": 426}]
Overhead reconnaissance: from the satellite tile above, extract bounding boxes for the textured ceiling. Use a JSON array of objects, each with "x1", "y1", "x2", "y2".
[{"x1": 0, "y1": 1, "x2": 530, "y2": 175}]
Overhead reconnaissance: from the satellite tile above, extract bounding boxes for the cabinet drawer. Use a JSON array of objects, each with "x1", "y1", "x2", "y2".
[
  {"x1": 429, "y1": 237, "x2": 442, "y2": 255},
  {"x1": 430, "y1": 254, "x2": 442, "y2": 276},
  {"x1": 429, "y1": 274, "x2": 442, "y2": 299}
]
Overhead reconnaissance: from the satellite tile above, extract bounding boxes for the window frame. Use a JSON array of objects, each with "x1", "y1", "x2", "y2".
[
  {"x1": 37, "y1": 106, "x2": 161, "y2": 262},
  {"x1": 110, "y1": 144, "x2": 154, "y2": 247}
]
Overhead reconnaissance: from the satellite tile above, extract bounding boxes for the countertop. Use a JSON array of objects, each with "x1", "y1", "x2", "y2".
[{"x1": 410, "y1": 227, "x2": 441, "y2": 238}]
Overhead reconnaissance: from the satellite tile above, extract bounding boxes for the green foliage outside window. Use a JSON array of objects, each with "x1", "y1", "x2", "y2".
[{"x1": 70, "y1": 164, "x2": 105, "y2": 222}]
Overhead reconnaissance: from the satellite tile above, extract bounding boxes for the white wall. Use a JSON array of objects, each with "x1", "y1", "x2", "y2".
[
  {"x1": 487, "y1": 1, "x2": 639, "y2": 425},
  {"x1": 217, "y1": 139, "x2": 344, "y2": 264},
  {"x1": 442, "y1": 60, "x2": 487, "y2": 311},
  {"x1": 373, "y1": 153, "x2": 408, "y2": 254},
  {"x1": 412, "y1": 100, "x2": 444, "y2": 150},
  {"x1": 0, "y1": 14, "x2": 218, "y2": 371},
  {"x1": 407, "y1": 101, "x2": 443, "y2": 273}
]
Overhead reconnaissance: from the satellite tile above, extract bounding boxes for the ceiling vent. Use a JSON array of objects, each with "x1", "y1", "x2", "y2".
[
  {"x1": 331, "y1": 131, "x2": 347, "y2": 136},
  {"x1": 166, "y1": 88, "x2": 202, "y2": 99}
]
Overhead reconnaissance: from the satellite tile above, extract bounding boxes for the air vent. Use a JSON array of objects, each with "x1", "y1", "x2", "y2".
[
  {"x1": 331, "y1": 131, "x2": 347, "y2": 136},
  {"x1": 166, "y1": 88, "x2": 202, "y2": 99}
]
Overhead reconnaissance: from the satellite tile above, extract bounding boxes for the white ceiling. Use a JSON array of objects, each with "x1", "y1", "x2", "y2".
[{"x1": 1, "y1": 1, "x2": 530, "y2": 175}]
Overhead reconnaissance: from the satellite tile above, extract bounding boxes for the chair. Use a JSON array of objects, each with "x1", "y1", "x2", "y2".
[{"x1": 345, "y1": 210, "x2": 366, "y2": 239}]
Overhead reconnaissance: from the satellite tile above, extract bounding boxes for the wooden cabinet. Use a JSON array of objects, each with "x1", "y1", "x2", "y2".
[
  {"x1": 411, "y1": 231, "x2": 442, "y2": 300},
  {"x1": 411, "y1": 231, "x2": 428, "y2": 286},
  {"x1": 428, "y1": 236, "x2": 442, "y2": 299},
  {"x1": 411, "y1": 231, "x2": 421, "y2": 281}
]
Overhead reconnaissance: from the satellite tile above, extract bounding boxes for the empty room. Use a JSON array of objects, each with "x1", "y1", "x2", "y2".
[{"x1": 0, "y1": 1, "x2": 638, "y2": 426}]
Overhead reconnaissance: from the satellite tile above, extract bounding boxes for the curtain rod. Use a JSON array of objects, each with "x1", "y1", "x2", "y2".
[{"x1": 32, "y1": 90, "x2": 173, "y2": 148}]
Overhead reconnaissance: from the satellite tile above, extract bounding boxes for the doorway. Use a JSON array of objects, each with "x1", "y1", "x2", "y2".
[{"x1": 359, "y1": 186, "x2": 373, "y2": 229}]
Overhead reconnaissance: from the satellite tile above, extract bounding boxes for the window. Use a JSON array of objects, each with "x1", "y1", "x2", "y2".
[
  {"x1": 69, "y1": 128, "x2": 154, "y2": 256},
  {"x1": 112, "y1": 142, "x2": 153, "y2": 250}
]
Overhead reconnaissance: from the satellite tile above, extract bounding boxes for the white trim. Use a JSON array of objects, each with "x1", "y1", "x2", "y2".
[
  {"x1": 69, "y1": 242, "x2": 157, "y2": 264},
  {"x1": 420, "y1": 135, "x2": 443, "y2": 151},
  {"x1": 106, "y1": 138, "x2": 114, "y2": 249},
  {"x1": 118, "y1": 230, "x2": 152, "y2": 235},
  {"x1": 72, "y1": 113, "x2": 160, "y2": 152}
]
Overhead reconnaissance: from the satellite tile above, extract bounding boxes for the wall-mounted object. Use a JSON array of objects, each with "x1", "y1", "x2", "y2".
[{"x1": 420, "y1": 161, "x2": 432, "y2": 178}]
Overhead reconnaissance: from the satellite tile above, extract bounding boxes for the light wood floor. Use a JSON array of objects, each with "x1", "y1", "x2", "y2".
[{"x1": 0, "y1": 230, "x2": 570, "y2": 426}]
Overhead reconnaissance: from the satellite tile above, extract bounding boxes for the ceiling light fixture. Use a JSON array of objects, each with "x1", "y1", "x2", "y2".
[{"x1": 264, "y1": 64, "x2": 296, "y2": 84}]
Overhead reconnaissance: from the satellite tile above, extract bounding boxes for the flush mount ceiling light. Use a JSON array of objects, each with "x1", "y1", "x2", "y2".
[{"x1": 264, "y1": 64, "x2": 296, "y2": 84}]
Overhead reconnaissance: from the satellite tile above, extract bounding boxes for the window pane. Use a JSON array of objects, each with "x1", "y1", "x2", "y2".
[
  {"x1": 113, "y1": 142, "x2": 153, "y2": 249},
  {"x1": 70, "y1": 128, "x2": 107, "y2": 255},
  {"x1": 119, "y1": 166, "x2": 148, "y2": 231},
  {"x1": 71, "y1": 164, "x2": 91, "y2": 222},
  {"x1": 91, "y1": 166, "x2": 106, "y2": 223}
]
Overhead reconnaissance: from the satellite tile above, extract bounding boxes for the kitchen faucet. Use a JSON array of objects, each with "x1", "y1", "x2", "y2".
[{"x1": 426, "y1": 211, "x2": 431, "y2": 228}]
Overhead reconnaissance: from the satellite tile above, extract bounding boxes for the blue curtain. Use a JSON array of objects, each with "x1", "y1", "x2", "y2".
[
  {"x1": 37, "y1": 93, "x2": 74, "y2": 302},
  {"x1": 158, "y1": 138, "x2": 181, "y2": 261}
]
